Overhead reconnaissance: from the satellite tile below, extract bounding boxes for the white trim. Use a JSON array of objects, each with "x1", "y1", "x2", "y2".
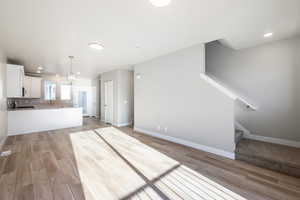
[
  {"x1": 134, "y1": 127, "x2": 235, "y2": 160},
  {"x1": 235, "y1": 121, "x2": 300, "y2": 148},
  {"x1": 115, "y1": 122, "x2": 132, "y2": 127},
  {"x1": 243, "y1": 132, "x2": 300, "y2": 148},
  {"x1": 104, "y1": 80, "x2": 114, "y2": 124},
  {"x1": 8, "y1": 131, "x2": 35, "y2": 136}
]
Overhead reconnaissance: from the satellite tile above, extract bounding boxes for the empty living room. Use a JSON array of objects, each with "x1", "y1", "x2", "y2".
[{"x1": 0, "y1": 0, "x2": 300, "y2": 199}]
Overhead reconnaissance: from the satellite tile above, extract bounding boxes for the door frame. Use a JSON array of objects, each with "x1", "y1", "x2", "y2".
[
  {"x1": 78, "y1": 90, "x2": 88, "y2": 116},
  {"x1": 104, "y1": 80, "x2": 114, "y2": 124}
]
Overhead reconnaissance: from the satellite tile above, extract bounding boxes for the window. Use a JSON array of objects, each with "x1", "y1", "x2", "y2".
[
  {"x1": 44, "y1": 80, "x2": 56, "y2": 100},
  {"x1": 61, "y1": 84, "x2": 72, "y2": 100}
]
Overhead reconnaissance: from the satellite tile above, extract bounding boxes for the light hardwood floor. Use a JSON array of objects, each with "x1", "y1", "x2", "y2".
[{"x1": 0, "y1": 118, "x2": 300, "y2": 200}]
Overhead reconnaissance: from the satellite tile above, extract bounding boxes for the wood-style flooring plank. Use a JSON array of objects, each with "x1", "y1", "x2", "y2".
[
  {"x1": 52, "y1": 183, "x2": 75, "y2": 200},
  {"x1": 69, "y1": 131, "x2": 147, "y2": 200},
  {"x1": 0, "y1": 172, "x2": 16, "y2": 200},
  {"x1": 154, "y1": 180, "x2": 182, "y2": 200},
  {"x1": 3, "y1": 153, "x2": 17, "y2": 174},
  {"x1": 33, "y1": 183, "x2": 53, "y2": 200},
  {"x1": 68, "y1": 183, "x2": 86, "y2": 200},
  {"x1": 15, "y1": 184, "x2": 34, "y2": 200}
]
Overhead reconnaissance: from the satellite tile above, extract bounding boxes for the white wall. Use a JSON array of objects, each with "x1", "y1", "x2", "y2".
[
  {"x1": 134, "y1": 44, "x2": 236, "y2": 157},
  {"x1": 101, "y1": 69, "x2": 133, "y2": 126},
  {"x1": 206, "y1": 36, "x2": 300, "y2": 141},
  {"x1": 117, "y1": 70, "x2": 134, "y2": 126},
  {"x1": 92, "y1": 77, "x2": 101, "y2": 118},
  {"x1": 0, "y1": 49, "x2": 7, "y2": 147}
]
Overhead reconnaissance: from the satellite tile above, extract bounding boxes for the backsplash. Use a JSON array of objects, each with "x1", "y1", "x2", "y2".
[{"x1": 7, "y1": 98, "x2": 73, "y2": 109}]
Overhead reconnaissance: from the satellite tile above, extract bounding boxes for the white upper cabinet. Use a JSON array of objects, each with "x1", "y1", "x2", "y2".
[
  {"x1": 7, "y1": 64, "x2": 42, "y2": 98},
  {"x1": 24, "y1": 76, "x2": 42, "y2": 98},
  {"x1": 7, "y1": 64, "x2": 24, "y2": 98},
  {"x1": 30, "y1": 77, "x2": 42, "y2": 98},
  {"x1": 23, "y1": 76, "x2": 31, "y2": 97}
]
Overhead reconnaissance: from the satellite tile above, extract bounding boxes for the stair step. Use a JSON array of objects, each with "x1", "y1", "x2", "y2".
[{"x1": 235, "y1": 139, "x2": 300, "y2": 177}]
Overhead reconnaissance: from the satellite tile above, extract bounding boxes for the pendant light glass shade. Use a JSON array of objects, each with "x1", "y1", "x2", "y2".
[{"x1": 67, "y1": 56, "x2": 77, "y2": 81}]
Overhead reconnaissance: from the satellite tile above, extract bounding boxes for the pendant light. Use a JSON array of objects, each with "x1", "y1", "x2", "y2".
[{"x1": 68, "y1": 56, "x2": 76, "y2": 81}]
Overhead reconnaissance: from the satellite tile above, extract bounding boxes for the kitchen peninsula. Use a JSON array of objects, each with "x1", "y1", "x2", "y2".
[
  {"x1": 8, "y1": 106, "x2": 82, "y2": 135},
  {"x1": 6, "y1": 64, "x2": 83, "y2": 135}
]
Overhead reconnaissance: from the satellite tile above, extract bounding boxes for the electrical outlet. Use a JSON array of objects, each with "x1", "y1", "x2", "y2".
[{"x1": 0, "y1": 150, "x2": 12, "y2": 157}]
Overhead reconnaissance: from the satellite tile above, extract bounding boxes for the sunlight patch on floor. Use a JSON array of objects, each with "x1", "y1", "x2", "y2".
[
  {"x1": 69, "y1": 130, "x2": 148, "y2": 199},
  {"x1": 69, "y1": 127, "x2": 247, "y2": 200}
]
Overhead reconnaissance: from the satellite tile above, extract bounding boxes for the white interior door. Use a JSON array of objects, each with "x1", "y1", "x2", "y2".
[{"x1": 104, "y1": 80, "x2": 114, "y2": 124}]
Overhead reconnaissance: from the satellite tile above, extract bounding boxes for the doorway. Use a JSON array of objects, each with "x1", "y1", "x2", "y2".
[
  {"x1": 78, "y1": 91, "x2": 88, "y2": 115},
  {"x1": 104, "y1": 80, "x2": 114, "y2": 124}
]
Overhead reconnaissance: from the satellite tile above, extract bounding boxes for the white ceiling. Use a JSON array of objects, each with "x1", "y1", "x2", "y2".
[{"x1": 0, "y1": 0, "x2": 300, "y2": 78}]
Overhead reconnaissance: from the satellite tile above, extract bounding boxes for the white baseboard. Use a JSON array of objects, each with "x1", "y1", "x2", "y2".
[
  {"x1": 243, "y1": 132, "x2": 300, "y2": 148},
  {"x1": 235, "y1": 121, "x2": 300, "y2": 148},
  {"x1": 101, "y1": 120, "x2": 132, "y2": 127},
  {"x1": 115, "y1": 122, "x2": 132, "y2": 127},
  {"x1": 134, "y1": 127, "x2": 235, "y2": 160}
]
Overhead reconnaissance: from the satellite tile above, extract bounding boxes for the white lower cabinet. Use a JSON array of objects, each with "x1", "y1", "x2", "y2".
[{"x1": 8, "y1": 108, "x2": 83, "y2": 135}]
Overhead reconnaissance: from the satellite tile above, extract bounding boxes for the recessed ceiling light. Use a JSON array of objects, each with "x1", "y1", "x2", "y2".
[
  {"x1": 88, "y1": 42, "x2": 104, "y2": 50},
  {"x1": 264, "y1": 32, "x2": 273, "y2": 38},
  {"x1": 149, "y1": 0, "x2": 171, "y2": 7}
]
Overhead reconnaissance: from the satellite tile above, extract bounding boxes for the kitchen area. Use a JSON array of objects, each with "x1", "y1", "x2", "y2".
[{"x1": 6, "y1": 64, "x2": 86, "y2": 135}]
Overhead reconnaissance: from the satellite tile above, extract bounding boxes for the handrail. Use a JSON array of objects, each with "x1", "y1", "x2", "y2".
[{"x1": 200, "y1": 73, "x2": 257, "y2": 111}]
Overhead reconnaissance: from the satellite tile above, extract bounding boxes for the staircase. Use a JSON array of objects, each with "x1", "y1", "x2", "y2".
[
  {"x1": 204, "y1": 57, "x2": 300, "y2": 177},
  {"x1": 235, "y1": 138, "x2": 300, "y2": 177}
]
